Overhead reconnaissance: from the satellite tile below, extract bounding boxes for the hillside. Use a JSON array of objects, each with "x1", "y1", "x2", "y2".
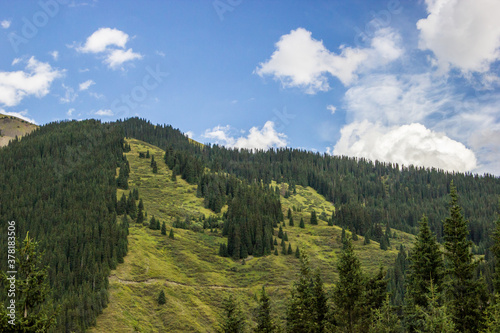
[
  {"x1": 0, "y1": 113, "x2": 38, "y2": 147},
  {"x1": 91, "y1": 138, "x2": 416, "y2": 332}
]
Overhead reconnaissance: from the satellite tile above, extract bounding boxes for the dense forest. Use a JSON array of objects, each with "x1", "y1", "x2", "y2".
[
  {"x1": 0, "y1": 120, "x2": 129, "y2": 332},
  {"x1": 121, "y1": 117, "x2": 500, "y2": 253},
  {"x1": 0, "y1": 117, "x2": 499, "y2": 332}
]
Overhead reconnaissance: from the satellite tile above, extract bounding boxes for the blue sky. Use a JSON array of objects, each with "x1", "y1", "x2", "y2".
[{"x1": 1, "y1": 0, "x2": 499, "y2": 175}]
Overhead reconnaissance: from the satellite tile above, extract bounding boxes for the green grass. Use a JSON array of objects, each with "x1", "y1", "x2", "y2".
[{"x1": 91, "y1": 138, "x2": 415, "y2": 332}]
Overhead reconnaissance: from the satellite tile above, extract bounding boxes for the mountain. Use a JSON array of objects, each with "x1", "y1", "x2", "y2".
[
  {"x1": 0, "y1": 113, "x2": 38, "y2": 147},
  {"x1": 0, "y1": 117, "x2": 498, "y2": 332}
]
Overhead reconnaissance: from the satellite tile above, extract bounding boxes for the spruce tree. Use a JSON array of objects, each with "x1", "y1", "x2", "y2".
[
  {"x1": 299, "y1": 217, "x2": 305, "y2": 229},
  {"x1": 274, "y1": 248, "x2": 278, "y2": 256},
  {"x1": 137, "y1": 199, "x2": 144, "y2": 224},
  {"x1": 295, "y1": 246, "x2": 300, "y2": 259},
  {"x1": 219, "y1": 295, "x2": 245, "y2": 333},
  {"x1": 256, "y1": 287, "x2": 275, "y2": 332},
  {"x1": 333, "y1": 234, "x2": 364, "y2": 333},
  {"x1": 284, "y1": 232, "x2": 289, "y2": 242},
  {"x1": 288, "y1": 208, "x2": 292, "y2": 220},
  {"x1": 0, "y1": 233, "x2": 59, "y2": 332},
  {"x1": 369, "y1": 294, "x2": 402, "y2": 333},
  {"x1": 288, "y1": 243, "x2": 293, "y2": 255},
  {"x1": 161, "y1": 221, "x2": 167, "y2": 235},
  {"x1": 415, "y1": 280, "x2": 455, "y2": 333},
  {"x1": 289, "y1": 216, "x2": 294, "y2": 227},
  {"x1": 158, "y1": 290, "x2": 166, "y2": 305},
  {"x1": 310, "y1": 211, "x2": 318, "y2": 225},
  {"x1": 278, "y1": 226, "x2": 283, "y2": 239},
  {"x1": 169, "y1": 228, "x2": 175, "y2": 239},
  {"x1": 443, "y1": 182, "x2": 485, "y2": 332},
  {"x1": 404, "y1": 215, "x2": 443, "y2": 331}
]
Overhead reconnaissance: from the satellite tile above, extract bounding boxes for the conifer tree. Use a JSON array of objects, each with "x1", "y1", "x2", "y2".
[
  {"x1": 288, "y1": 243, "x2": 293, "y2": 255},
  {"x1": 286, "y1": 252, "x2": 327, "y2": 332},
  {"x1": 219, "y1": 295, "x2": 245, "y2": 333},
  {"x1": 256, "y1": 287, "x2": 275, "y2": 333},
  {"x1": 288, "y1": 208, "x2": 292, "y2": 220},
  {"x1": 363, "y1": 231, "x2": 371, "y2": 245},
  {"x1": 0, "y1": 233, "x2": 59, "y2": 332},
  {"x1": 443, "y1": 182, "x2": 485, "y2": 332},
  {"x1": 295, "y1": 246, "x2": 300, "y2": 259},
  {"x1": 333, "y1": 234, "x2": 364, "y2": 333},
  {"x1": 289, "y1": 216, "x2": 294, "y2": 227},
  {"x1": 369, "y1": 294, "x2": 402, "y2": 333},
  {"x1": 415, "y1": 280, "x2": 455, "y2": 333},
  {"x1": 274, "y1": 248, "x2": 278, "y2": 256},
  {"x1": 404, "y1": 215, "x2": 443, "y2": 331},
  {"x1": 161, "y1": 221, "x2": 167, "y2": 235},
  {"x1": 278, "y1": 226, "x2": 284, "y2": 239},
  {"x1": 284, "y1": 232, "x2": 289, "y2": 242},
  {"x1": 149, "y1": 216, "x2": 157, "y2": 230},
  {"x1": 137, "y1": 199, "x2": 144, "y2": 224},
  {"x1": 310, "y1": 211, "x2": 318, "y2": 225},
  {"x1": 169, "y1": 228, "x2": 175, "y2": 239},
  {"x1": 158, "y1": 290, "x2": 166, "y2": 305},
  {"x1": 299, "y1": 217, "x2": 305, "y2": 229}
]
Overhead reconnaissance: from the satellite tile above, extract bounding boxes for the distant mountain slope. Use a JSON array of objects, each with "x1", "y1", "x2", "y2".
[
  {"x1": 0, "y1": 113, "x2": 38, "y2": 147},
  {"x1": 91, "y1": 138, "x2": 416, "y2": 332}
]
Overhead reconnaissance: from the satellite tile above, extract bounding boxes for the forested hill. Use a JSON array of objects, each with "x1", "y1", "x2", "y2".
[{"x1": 120, "y1": 117, "x2": 500, "y2": 253}]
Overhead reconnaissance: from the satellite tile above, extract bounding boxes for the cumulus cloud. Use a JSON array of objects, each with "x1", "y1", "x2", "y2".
[
  {"x1": 0, "y1": 109, "x2": 36, "y2": 124},
  {"x1": 255, "y1": 27, "x2": 402, "y2": 93},
  {"x1": 95, "y1": 109, "x2": 113, "y2": 116},
  {"x1": 184, "y1": 131, "x2": 194, "y2": 139},
  {"x1": 0, "y1": 57, "x2": 63, "y2": 107},
  {"x1": 417, "y1": 0, "x2": 500, "y2": 73},
  {"x1": 67, "y1": 108, "x2": 75, "y2": 116},
  {"x1": 1, "y1": 20, "x2": 11, "y2": 29},
  {"x1": 203, "y1": 121, "x2": 287, "y2": 150},
  {"x1": 104, "y1": 49, "x2": 142, "y2": 69},
  {"x1": 79, "y1": 79, "x2": 95, "y2": 91},
  {"x1": 333, "y1": 121, "x2": 477, "y2": 172},
  {"x1": 75, "y1": 27, "x2": 142, "y2": 69}
]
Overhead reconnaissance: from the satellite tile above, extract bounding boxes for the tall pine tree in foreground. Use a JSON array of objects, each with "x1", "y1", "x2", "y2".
[
  {"x1": 219, "y1": 295, "x2": 245, "y2": 333},
  {"x1": 255, "y1": 287, "x2": 275, "y2": 333},
  {"x1": 333, "y1": 234, "x2": 364, "y2": 333},
  {"x1": 443, "y1": 182, "x2": 485, "y2": 333},
  {"x1": 483, "y1": 202, "x2": 500, "y2": 332},
  {"x1": 0, "y1": 233, "x2": 59, "y2": 332},
  {"x1": 286, "y1": 252, "x2": 328, "y2": 332},
  {"x1": 404, "y1": 215, "x2": 443, "y2": 332}
]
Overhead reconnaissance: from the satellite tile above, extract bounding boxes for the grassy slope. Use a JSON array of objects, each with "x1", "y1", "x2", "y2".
[
  {"x1": 91, "y1": 138, "x2": 415, "y2": 332},
  {"x1": 0, "y1": 113, "x2": 38, "y2": 147}
]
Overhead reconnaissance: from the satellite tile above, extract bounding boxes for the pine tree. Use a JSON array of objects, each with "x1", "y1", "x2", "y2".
[
  {"x1": 491, "y1": 201, "x2": 500, "y2": 294},
  {"x1": 278, "y1": 226, "x2": 284, "y2": 239},
  {"x1": 158, "y1": 290, "x2": 166, "y2": 305},
  {"x1": 284, "y1": 232, "x2": 289, "y2": 242},
  {"x1": 289, "y1": 216, "x2": 294, "y2": 227},
  {"x1": 369, "y1": 294, "x2": 402, "y2": 333},
  {"x1": 256, "y1": 287, "x2": 275, "y2": 332},
  {"x1": 404, "y1": 215, "x2": 443, "y2": 332},
  {"x1": 295, "y1": 246, "x2": 300, "y2": 258},
  {"x1": 363, "y1": 231, "x2": 371, "y2": 245},
  {"x1": 299, "y1": 217, "x2": 305, "y2": 229},
  {"x1": 415, "y1": 280, "x2": 455, "y2": 333},
  {"x1": 274, "y1": 248, "x2": 278, "y2": 256},
  {"x1": 288, "y1": 208, "x2": 292, "y2": 220},
  {"x1": 149, "y1": 216, "x2": 157, "y2": 230},
  {"x1": 0, "y1": 233, "x2": 59, "y2": 332},
  {"x1": 443, "y1": 182, "x2": 485, "y2": 332},
  {"x1": 169, "y1": 228, "x2": 175, "y2": 239},
  {"x1": 161, "y1": 221, "x2": 167, "y2": 235},
  {"x1": 310, "y1": 211, "x2": 318, "y2": 225},
  {"x1": 219, "y1": 295, "x2": 245, "y2": 333},
  {"x1": 333, "y1": 234, "x2": 364, "y2": 333},
  {"x1": 288, "y1": 243, "x2": 293, "y2": 255},
  {"x1": 137, "y1": 199, "x2": 144, "y2": 224}
]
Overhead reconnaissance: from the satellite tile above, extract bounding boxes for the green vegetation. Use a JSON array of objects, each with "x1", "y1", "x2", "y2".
[{"x1": 0, "y1": 113, "x2": 38, "y2": 147}]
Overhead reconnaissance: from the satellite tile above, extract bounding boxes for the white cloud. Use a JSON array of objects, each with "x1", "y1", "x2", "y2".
[
  {"x1": 49, "y1": 51, "x2": 59, "y2": 61},
  {"x1": 343, "y1": 73, "x2": 453, "y2": 125},
  {"x1": 60, "y1": 84, "x2": 77, "y2": 103},
  {"x1": 67, "y1": 108, "x2": 75, "y2": 116},
  {"x1": 11, "y1": 58, "x2": 21, "y2": 66},
  {"x1": 104, "y1": 48, "x2": 142, "y2": 69},
  {"x1": 184, "y1": 131, "x2": 194, "y2": 139},
  {"x1": 333, "y1": 121, "x2": 477, "y2": 172},
  {"x1": 255, "y1": 27, "x2": 402, "y2": 94},
  {"x1": 0, "y1": 57, "x2": 63, "y2": 107},
  {"x1": 156, "y1": 50, "x2": 166, "y2": 57},
  {"x1": 89, "y1": 92, "x2": 104, "y2": 99},
  {"x1": 95, "y1": 109, "x2": 113, "y2": 116},
  {"x1": 79, "y1": 79, "x2": 95, "y2": 91},
  {"x1": 1, "y1": 20, "x2": 11, "y2": 29},
  {"x1": 327, "y1": 105, "x2": 336, "y2": 114},
  {"x1": 77, "y1": 27, "x2": 129, "y2": 53},
  {"x1": 0, "y1": 109, "x2": 36, "y2": 124},
  {"x1": 417, "y1": 0, "x2": 500, "y2": 73},
  {"x1": 75, "y1": 27, "x2": 143, "y2": 70},
  {"x1": 203, "y1": 121, "x2": 287, "y2": 150}
]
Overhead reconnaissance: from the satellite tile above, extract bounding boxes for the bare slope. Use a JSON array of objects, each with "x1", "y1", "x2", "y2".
[
  {"x1": 91, "y1": 138, "x2": 414, "y2": 332},
  {"x1": 0, "y1": 113, "x2": 38, "y2": 147}
]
